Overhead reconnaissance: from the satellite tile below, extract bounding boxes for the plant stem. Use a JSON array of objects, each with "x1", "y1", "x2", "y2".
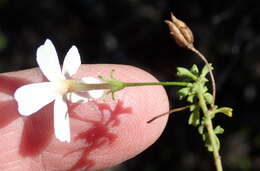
[
  {"x1": 124, "y1": 81, "x2": 189, "y2": 87},
  {"x1": 197, "y1": 90, "x2": 223, "y2": 171},
  {"x1": 69, "y1": 80, "x2": 189, "y2": 92}
]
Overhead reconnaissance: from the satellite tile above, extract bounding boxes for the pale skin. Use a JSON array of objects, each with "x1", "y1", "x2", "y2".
[{"x1": 0, "y1": 64, "x2": 169, "y2": 171}]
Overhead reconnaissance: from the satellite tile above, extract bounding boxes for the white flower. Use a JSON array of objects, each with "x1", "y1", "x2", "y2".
[{"x1": 14, "y1": 39, "x2": 104, "y2": 142}]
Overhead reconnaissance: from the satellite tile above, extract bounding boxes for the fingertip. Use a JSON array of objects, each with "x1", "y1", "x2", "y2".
[{"x1": 0, "y1": 64, "x2": 170, "y2": 170}]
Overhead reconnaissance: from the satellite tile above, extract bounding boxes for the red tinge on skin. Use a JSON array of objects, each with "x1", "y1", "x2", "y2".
[
  {"x1": 0, "y1": 75, "x2": 30, "y2": 95},
  {"x1": 0, "y1": 75, "x2": 54, "y2": 156},
  {"x1": 19, "y1": 103, "x2": 54, "y2": 156},
  {"x1": 0, "y1": 100, "x2": 20, "y2": 128},
  {"x1": 67, "y1": 100, "x2": 132, "y2": 171},
  {"x1": 0, "y1": 75, "x2": 30, "y2": 128}
]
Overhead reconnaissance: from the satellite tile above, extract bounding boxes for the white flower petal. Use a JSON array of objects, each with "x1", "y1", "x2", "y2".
[
  {"x1": 14, "y1": 82, "x2": 57, "y2": 116},
  {"x1": 62, "y1": 45, "x2": 81, "y2": 78},
  {"x1": 36, "y1": 39, "x2": 62, "y2": 81},
  {"x1": 66, "y1": 92, "x2": 89, "y2": 103},
  {"x1": 81, "y1": 77, "x2": 104, "y2": 99},
  {"x1": 54, "y1": 95, "x2": 70, "y2": 142}
]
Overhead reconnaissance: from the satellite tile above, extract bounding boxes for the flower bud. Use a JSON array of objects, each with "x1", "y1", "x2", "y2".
[{"x1": 165, "y1": 13, "x2": 194, "y2": 48}]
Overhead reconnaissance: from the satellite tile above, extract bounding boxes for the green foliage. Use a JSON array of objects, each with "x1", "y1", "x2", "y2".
[
  {"x1": 176, "y1": 66, "x2": 197, "y2": 80},
  {"x1": 177, "y1": 64, "x2": 233, "y2": 153},
  {"x1": 188, "y1": 104, "x2": 200, "y2": 126},
  {"x1": 214, "y1": 107, "x2": 233, "y2": 117}
]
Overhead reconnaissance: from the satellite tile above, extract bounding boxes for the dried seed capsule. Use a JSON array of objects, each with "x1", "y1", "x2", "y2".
[{"x1": 165, "y1": 13, "x2": 194, "y2": 49}]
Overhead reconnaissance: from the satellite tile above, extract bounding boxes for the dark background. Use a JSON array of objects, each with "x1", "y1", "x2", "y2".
[{"x1": 1, "y1": 0, "x2": 260, "y2": 170}]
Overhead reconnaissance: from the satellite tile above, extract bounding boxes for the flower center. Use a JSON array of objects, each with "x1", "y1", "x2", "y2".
[{"x1": 57, "y1": 80, "x2": 71, "y2": 95}]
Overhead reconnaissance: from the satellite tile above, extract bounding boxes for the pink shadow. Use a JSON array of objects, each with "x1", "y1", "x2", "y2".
[
  {"x1": 0, "y1": 75, "x2": 30, "y2": 128},
  {"x1": 19, "y1": 103, "x2": 54, "y2": 156},
  {"x1": 0, "y1": 75, "x2": 53, "y2": 156},
  {"x1": 67, "y1": 100, "x2": 132, "y2": 170}
]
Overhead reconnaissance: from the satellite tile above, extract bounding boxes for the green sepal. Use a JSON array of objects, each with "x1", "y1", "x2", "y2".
[{"x1": 98, "y1": 70, "x2": 126, "y2": 99}]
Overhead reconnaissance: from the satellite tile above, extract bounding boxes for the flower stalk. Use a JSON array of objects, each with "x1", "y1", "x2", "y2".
[
  {"x1": 190, "y1": 47, "x2": 216, "y2": 106},
  {"x1": 69, "y1": 79, "x2": 189, "y2": 93}
]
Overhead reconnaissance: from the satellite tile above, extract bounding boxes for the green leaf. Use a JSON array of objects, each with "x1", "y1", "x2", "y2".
[
  {"x1": 201, "y1": 64, "x2": 213, "y2": 77},
  {"x1": 189, "y1": 104, "x2": 196, "y2": 111},
  {"x1": 214, "y1": 135, "x2": 220, "y2": 151},
  {"x1": 204, "y1": 92, "x2": 213, "y2": 104},
  {"x1": 201, "y1": 85, "x2": 208, "y2": 93},
  {"x1": 215, "y1": 107, "x2": 233, "y2": 117},
  {"x1": 205, "y1": 140, "x2": 213, "y2": 152},
  {"x1": 198, "y1": 125, "x2": 205, "y2": 135},
  {"x1": 187, "y1": 94, "x2": 195, "y2": 103},
  {"x1": 205, "y1": 134, "x2": 220, "y2": 152},
  {"x1": 177, "y1": 87, "x2": 190, "y2": 100},
  {"x1": 200, "y1": 77, "x2": 209, "y2": 83},
  {"x1": 176, "y1": 67, "x2": 197, "y2": 80},
  {"x1": 214, "y1": 125, "x2": 224, "y2": 134},
  {"x1": 200, "y1": 118, "x2": 207, "y2": 139},
  {"x1": 188, "y1": 105, "x2": 200, "y2": 127},
  {"x1": 202, "y1": 133, "x2": 206, "y2": 142},
  {"x1": 204, "y1": 134, "x2": 221, "y2": 152}
]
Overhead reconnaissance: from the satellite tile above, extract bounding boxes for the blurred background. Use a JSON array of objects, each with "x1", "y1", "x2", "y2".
[{"x1": 1, "y1": 0, "x2": 260, "y2": 170}]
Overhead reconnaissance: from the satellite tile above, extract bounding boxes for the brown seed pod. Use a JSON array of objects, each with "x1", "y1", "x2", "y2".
[{"x1": 165, "y1": 13, "x2": 194, "y2": 49}]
